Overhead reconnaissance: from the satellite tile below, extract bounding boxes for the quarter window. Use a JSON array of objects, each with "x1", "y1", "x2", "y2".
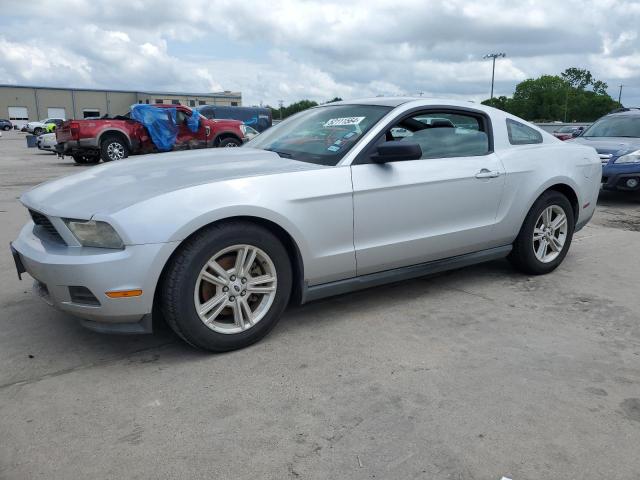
[{"x1": 507, "y1": 119, "x2": 543, "y2": 145}]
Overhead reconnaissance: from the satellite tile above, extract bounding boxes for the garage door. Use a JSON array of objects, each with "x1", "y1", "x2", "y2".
[
  {"x1": 8, "y1": 107, "x2": 29, "y2": 128},
  {"x1": 47, "y1": 107, "x2": 66, "y2": 120}
]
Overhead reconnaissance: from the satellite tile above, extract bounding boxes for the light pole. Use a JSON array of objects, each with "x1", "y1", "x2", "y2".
[
  {"x1": 483, "y1": 52, "x2": 506, "y2": 100},
  {"x1": 618, "y1": 84, "x2": 623, "y2": 104},
  {"x1": 278, "y1": 100, "x2": 284, "y2": 120}
]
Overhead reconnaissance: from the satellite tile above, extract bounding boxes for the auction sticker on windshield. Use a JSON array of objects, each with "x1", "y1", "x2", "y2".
[{"x1": 324, "y1": 117, "x2": 365, "y2": 127}]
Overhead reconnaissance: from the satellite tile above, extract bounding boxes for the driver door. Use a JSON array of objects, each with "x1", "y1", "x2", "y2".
[{"x1": 350, "y1": 109, "x2": 506, "y2": 276}]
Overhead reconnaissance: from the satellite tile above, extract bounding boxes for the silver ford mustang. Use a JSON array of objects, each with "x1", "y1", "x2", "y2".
[{"x1": 11, "y1": 98, "x2": 601, "y2": 351}]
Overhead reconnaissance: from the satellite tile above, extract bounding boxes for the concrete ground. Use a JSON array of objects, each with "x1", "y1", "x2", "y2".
[{"x1": 1, "y1": 129, "x2": 639, "y2": 480}]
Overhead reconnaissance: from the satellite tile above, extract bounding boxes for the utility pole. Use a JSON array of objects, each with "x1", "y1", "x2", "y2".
[
  {"x1": 483, "y1": 52, "x2": 506, "y2": 100},
  {"x1": 278, "y1": 100, "x2": 284, "y2": 120},
  {"x1": 618, "y1": 84, "x2": 623, "y2": 104},
  {"x1": 417, "y1": 91, "x2": 424, "y2": 97}
]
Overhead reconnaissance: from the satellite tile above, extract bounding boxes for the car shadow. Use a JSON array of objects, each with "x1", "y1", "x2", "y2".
[{"x1": 597, "y1": 189, "x2": 640, "y2": 206}]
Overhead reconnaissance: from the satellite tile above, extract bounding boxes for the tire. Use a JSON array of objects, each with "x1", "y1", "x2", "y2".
[
  {"x1": 161, "y1": 221, "x2": 292, "y2": 352},
  {"x1": 72, "y1": 154, "x2": 99, "y2": 165},
  {"x1": 33, "y1": 127, "x2": 43, "y2": 135},
  {"x1": 509, "y1": 190, "x2": 575, "y2": 275},
  {"x1": 100, "y1": 135, "x2": 129, "y2": 162},
  {"x1": 218, "y1": 137, "x2": 242, "y2": 148},
  {"x1": 2, "y1": 126, "x2": 10, "y2": 131}
]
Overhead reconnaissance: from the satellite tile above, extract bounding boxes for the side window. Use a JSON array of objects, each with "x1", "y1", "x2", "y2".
[
  {"x1": 387, "y1": 111, "x2": 490, "y2": 159},
  {"x1": 506, "y1": 119, "x2": 543, "y2": 145},
  {"x1": 175, "y1": 110, "x2": 189, "y2": 125}
]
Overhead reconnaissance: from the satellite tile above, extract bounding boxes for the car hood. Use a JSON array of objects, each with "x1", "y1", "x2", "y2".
[
  {"x1": 21, "y1": 148, "x2": 325, "y2": 218},
  {"x1": 570, "y1": 136, "x2": 640, "y2": 157}
]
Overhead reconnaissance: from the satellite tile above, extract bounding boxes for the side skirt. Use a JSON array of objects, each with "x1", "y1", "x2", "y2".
[{"x1": 301, "y1": 245, "x2": 512, "y2": 303}]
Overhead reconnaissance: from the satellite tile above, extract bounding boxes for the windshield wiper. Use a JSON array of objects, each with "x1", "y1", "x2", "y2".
[{"x1": 264, "y1": 148, "x2": 293, "y2": 158}]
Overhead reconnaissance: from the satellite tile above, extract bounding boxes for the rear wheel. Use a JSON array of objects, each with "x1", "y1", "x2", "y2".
[
  {"x1": 161, "y1": 221, "x2": 292, "y2": 352},
  {"x1": 2, "y1": 126, "x2": 10, "y2": 131},
  {"x1": 72, "y1": 153, "x2": 99, "y2": 165},
  {"x1": 509, "y1": 191, "x2": 575, "y2": 275},
  {"x1": 100, "y1": 135, "x2": 129, "y2": 162}
]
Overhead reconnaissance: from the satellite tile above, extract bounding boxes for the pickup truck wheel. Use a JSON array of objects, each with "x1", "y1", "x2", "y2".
[
  {"x1": 100, "y1": 135, "x2": 129, "y2": 162},
  {"x1": 509, "y1": 191, "x2": 575, "y2": 275},
  {"x1": 161, "y1": 221, "x2": 292, "y2": 352},
  {"x1": 72, "y1": 154, "x2": 89, "y2": 164},
  {"x1": 218, "y1": 137, "x2": 242, "y2": 148}
]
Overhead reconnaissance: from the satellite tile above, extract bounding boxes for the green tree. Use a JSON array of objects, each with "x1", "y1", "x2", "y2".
[{"x1": 482, "y1": 68, "x2": 620, "y2": 122}]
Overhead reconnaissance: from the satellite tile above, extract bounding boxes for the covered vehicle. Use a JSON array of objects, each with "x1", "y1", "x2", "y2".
[
  {"x1": 570, "y1": 108, "x2": 640, "y2": 191},
  {"x1": 55, "y1": 104, "x2": 246, "y2": 164},
  {"x1": 11, "y1": 97, "x2": 600, "y2": 351}
]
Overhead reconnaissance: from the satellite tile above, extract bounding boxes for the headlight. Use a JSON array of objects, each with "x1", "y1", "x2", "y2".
[
  {"x1": 64, "y1": 219, "x2": 124, "y2": 249},
  {"x1": 616, "y1": 150, "x2": 640, "y2": 164},
  {"x1": 240, "y1": 124, "x2": 247, "y2": 135}
]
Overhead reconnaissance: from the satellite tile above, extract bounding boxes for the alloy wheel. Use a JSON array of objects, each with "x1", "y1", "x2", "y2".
[
  {"x1": 532, "y1": 205, "x2": 568, "y2": 263},
  {"x1": 193, "y1": 244, "x2": 277, "y2": 334},
  {"x1": 107, "y1": 142, "x2": 125, "y2": 160}
]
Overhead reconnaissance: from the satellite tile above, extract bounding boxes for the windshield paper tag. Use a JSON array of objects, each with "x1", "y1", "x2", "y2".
[{"x1": 324, "y1": 116, "x2": 365, "y2": 127}]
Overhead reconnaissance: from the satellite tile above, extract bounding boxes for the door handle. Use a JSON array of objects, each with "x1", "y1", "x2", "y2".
[{"x1": 475, "y1": 169, "x2": 501, "y2": 179}]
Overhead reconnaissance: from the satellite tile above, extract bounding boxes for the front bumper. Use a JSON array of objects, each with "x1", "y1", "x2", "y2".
[
  {"x1": 602, "y1": 164, "x2": 640, "y2": 191},
  {"x1": 11, "y1": 221, "x2": 179, "y2": 333}
]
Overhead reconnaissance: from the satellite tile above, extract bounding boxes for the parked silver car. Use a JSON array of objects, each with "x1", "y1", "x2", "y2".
[{"x1": 11, "y1": 98, "x2": 601, "y2": 351}]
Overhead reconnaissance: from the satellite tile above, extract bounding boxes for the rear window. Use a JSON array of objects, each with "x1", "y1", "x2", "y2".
[{"x1": 507, "y1": 119, "x2": 543, "y2": 145}]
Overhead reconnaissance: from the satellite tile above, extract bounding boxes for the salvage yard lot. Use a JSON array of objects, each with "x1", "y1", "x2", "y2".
[{"x1": 1, "y1": 129, "x2": 639, "y2": 479}]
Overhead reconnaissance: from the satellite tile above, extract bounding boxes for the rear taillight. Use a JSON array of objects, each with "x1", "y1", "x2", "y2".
[{"x1": 70, "y1": 121, "x2": 80, "y2": 140}]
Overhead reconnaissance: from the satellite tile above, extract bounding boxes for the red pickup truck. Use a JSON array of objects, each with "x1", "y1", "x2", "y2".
[{"x1": 56, "y1": 104, "x2": 246, "y2": 164}]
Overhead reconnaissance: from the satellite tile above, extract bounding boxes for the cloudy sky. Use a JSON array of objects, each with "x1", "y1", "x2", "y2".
[{"x1": 1, "y1": 0, "x2": 639, "y2": 107}]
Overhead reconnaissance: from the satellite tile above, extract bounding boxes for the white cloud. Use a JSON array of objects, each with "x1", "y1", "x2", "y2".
[{"x1": 0, "y1": 0, "x2": 639, "y2": 106}]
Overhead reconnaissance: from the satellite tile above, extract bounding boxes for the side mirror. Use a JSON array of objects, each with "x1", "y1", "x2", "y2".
[
  {"x1": 371, "y1": 141, "x2": 422, "y2": 163},
  {"x1": 572, "y1": 131, "x2": 581, "y2": 137}
]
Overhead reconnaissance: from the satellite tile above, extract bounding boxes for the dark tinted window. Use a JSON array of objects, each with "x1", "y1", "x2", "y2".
[{"x1": 507, "y1": 119, "x2": 543, "y2": 145}]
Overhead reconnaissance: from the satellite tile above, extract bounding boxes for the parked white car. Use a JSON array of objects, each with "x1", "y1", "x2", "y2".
[
  {"x1": 11, "y1": 97, "x2": 601, "y2": 352},
  {"x1": 25, "y1": 118, "x2": 64, "y2": 135},
  {"x1": 36, "y1": 133, "x2": 57, "y2": 152}
]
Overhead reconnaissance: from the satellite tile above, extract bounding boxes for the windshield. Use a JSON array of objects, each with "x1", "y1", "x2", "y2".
[
  {"x1": 556, "y1": 126, "x2": 575, "y2": 133},
  {"x1": 246, "y1": 104, "x2": 392, "y2": 165},
  {"x1": 582, "y1": 115, "x2": 640, "y2": 138}
]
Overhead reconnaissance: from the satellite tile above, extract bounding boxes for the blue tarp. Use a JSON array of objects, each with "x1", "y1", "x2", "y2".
[
  {"x1": 186, "y1": 111, "x2": 200, "y2": 133},
  {"x1": 130, "y1": 104, "x2": 178, "y2": 151}
]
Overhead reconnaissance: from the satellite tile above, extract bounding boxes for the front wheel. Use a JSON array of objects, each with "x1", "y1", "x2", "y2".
[
  {"x1": 509, "y1": 191, "x2": 575, "y2": 275},
  {"x1": 33, "y1": 127, "x2": 43, "y2": 135},
  {"x1": 160, "y1": 221, "x2": 292, "y2": 352},
  {"x1": 218, "y1": 137, "x2": 242, "y2": 148}
]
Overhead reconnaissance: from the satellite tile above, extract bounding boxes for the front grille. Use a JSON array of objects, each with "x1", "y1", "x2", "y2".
[{"x1": 29, "y1": 209, "x2": 65, "y2": 244}]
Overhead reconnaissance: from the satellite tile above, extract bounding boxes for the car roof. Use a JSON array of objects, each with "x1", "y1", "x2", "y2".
[
  {"x1": 323, "y1": 96, "x2": 494, "y2": 111},
  {"x1": 607, "y1": 108, "x2": 640, "y2": 117}
]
